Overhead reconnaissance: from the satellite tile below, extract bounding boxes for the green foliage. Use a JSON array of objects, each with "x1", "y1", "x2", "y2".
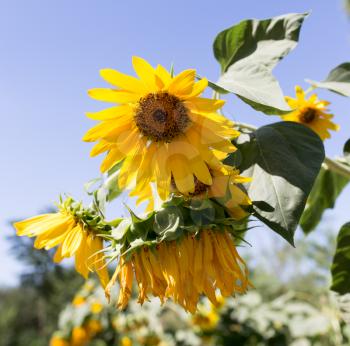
[
  {"x1": 108, "y1": 196, "x2": 247, "y2": 259},
  {"x1": 300, "y1": 167, "x2": 349, "y2": 234},
  {"x1": 344, "y1": 139, "x2": 350, "y2": 164},
  {"x1": 331, "y1": 223, "x2": 350, "y2": 295},
  {"x1": 228, "y1": 122, "x2": 325, "y2": 245},
  {"x1": 307, "y1": 63, "x2": 350, "y2": 96},
  {"x1": 0, "y1": 226, "x2": 83, "y2": 346},
  {"x1": 213, "y1": 13, "x2": 307, "y2": 114}
]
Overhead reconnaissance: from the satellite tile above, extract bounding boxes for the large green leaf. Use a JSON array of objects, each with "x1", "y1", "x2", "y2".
[
  {"x1": 213, "y1": 13, "x2": 307, "y2": 114},
  {"x1": 228, "y1": 122, "x2": 324, "y2": 245},
  {"x1": 300, "y1": 167, "x2": 349, "y2": 234},
  {"x1": 331, "y1": 223, "x2": 350, "y2": 294},
  {"x1": 306, "y1": 63, "x2": 350, "y2": 97}
]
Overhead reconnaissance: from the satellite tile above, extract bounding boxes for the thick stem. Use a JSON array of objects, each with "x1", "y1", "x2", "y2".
[{"x1": 323, "y1": 157, "x2": 350, "y2": 179}]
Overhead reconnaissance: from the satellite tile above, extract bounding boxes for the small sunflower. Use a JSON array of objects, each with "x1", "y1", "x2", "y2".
[
  {"x1": 282, "y1": 86, "x2": 339, "y2": 140},
  {"x1": 84, "y1": 57, "x2": 239, "y2": 203},
  {"x1": 192, "y1": 309, "x2": 220, "y2": 332},
  {"x1": 13, "y1": 197, "x2": 109, "y2": 288},
  {"x1": 168, "y1": 166, "x2": 251, "y2": 219},
  {"x1": 106, "y1": 229, "x2": 249, "y2": 313},
  {"x1": 50, "y1": 336, "x2": 69, "y2": 346}
]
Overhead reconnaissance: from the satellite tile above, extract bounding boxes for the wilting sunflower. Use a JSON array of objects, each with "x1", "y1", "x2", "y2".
[
  {"x1": 83, "y1": 57, "x2": 239, "y2": 202},
  {"x1": 14, "y1": 197, "x2": 109, "y2": 288},
  {"x1": 106, "y1": 229, "x2": 249, "y2": 313},
  {"x1": 282, "y1": 86, "x2": 339, "y2": 140}
]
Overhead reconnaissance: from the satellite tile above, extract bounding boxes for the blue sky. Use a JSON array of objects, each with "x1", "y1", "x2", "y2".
[{"x1": 1, "y1": 0, "x2": 350, "y2": 285}]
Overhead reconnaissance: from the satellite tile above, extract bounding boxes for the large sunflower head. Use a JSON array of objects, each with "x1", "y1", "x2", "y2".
[
  {"x1": 83, "y1": 57, "x2": 239, "y2": 204},
  {"x1": 14, "y1": 197, "x2": 110, "y2": 288},
  {"x1": 282, "y1": 85, "x2": 339, "y2": 140}
]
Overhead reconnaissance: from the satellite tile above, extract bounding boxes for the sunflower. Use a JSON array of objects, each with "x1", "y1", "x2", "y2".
[
  {"x1": 13, "y1": 197, "x2": 109, "y2": 288},
  {"x1": 83, "y1": 57, "x2": 239, "y2": 203},
  {"x1": 106, "y1": 229, "x2": 249, "y2": 313},
  {"x1": 282, "y1": 86, "x2": 339, "y2": 140},
  {"x1": 50, "y1": 336, "x2": 69, "y2": 346},
  {"x1": 192, "y1": 309, "x2": 220, "y2": 332},
  {"x1": 177, "y1": 166, "x2": 252, "y2": 220}
]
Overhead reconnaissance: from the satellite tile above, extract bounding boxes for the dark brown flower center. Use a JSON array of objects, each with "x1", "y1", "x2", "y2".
[
  {"x1": 171, "y1": 175, "x2": 210, "y2": 196},
  {"x1": 300, "y1": 108, "x2": 317, "y2": 123},
  {"x1": 135, "y1": 92, "x2": 191, "y2": 142}
]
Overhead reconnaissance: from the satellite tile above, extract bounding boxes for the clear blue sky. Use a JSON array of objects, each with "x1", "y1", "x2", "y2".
[{"x1": 1, "y1": 0, "x2": 350, "y2": 286}]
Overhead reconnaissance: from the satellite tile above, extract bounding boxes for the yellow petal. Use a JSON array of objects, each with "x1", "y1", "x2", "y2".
[
  {"x1": 88, "y1": 88, "x2": 141, "y2": 103},
  {"x1": 295, "y1": 85, "x2": 305, "y2": 101},
  {"x1": 118, "y1": 138, "x2": 146, "y2": 189},
  {"x1": 100, "y1": 147, "x2": 125, "y2": 173},
  {"x1": 90, "y1": 141, "x2": 111, "y2": 157},
  {"x1": 75, "y1": 232, "x2": 89, "y2": 279},
  {"x1": 14, "y1": 214, "x2": 58, "y2": 236},
  {"x1": 156, "y1": 64, "x2": 172, "y2": 87},
  {"x1": 86, "y1": 105, "x2": 133, "y2": 121},
  {"x1": 185, "y1": 78, "x2": 208, "y2": 99},
  {"x1": 61, "y1": 225, "x2": 83, "y2": 257},
  {"x1": 185, "y1": 98, "x2": 225, "y2": 113},
  {"x1": 168, "y1": 69, "x2": 196, "y2": 97},
  {"x1": 100, "y1": 68, "x2": 147, "y2": 94},
  {"x1": 168, "y1": 155, "x2": 195, "y2": 194},
  {"x1": 82, "y1": 119, "x2": 132, "y2": 142},
  {"x1": 132, "y1": 56, "x2": 158, "y2": 92}
]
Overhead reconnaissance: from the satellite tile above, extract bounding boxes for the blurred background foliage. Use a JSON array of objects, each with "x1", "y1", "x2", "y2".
[{"x1": 0, "y1": 220, "x2": 83, "y2": 346}]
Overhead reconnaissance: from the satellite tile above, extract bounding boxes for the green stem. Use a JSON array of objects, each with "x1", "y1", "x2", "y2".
[{"x1": 323, "y1": 157, "x2": 350, "y2": 179}]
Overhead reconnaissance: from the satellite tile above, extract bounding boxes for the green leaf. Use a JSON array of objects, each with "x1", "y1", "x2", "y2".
[
  {"x1": 344, "y1": 139, "x2": 350, "y2": 165},
  {"x1": 229, "y1": 122, "x2": 325, "y2": 245},
  {"x1": 300, "y1": 167, "x2": 349, "y2": 234},
  {"x1": 306, "y1": 63, "x2": 350, "y2": 97},
  {"x1": 154, "y1": 207, "x2": 183, "y2": 242},
  {"x1": 83, "y1": 178, "x2": 102, "y2": 195},
  {"x1": 331, "y1": 223, "x2": 350, "y2": 294},
  {"x1": 213, "y1": 13, "x2": 307, "y2": 114},
  {"x1": 218, "y1": 64, "x2": 291, "y2": 114}
]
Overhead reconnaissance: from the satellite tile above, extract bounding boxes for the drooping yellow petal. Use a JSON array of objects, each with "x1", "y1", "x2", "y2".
[
  {"x1": 61, "y1": 225, "x2": 84, "y2": 257},
  {"x1": 168, "y1": 154, "x2": 195, "y2": 194},
  {"x1": 90, "y1": 140, "x2": 111, "y2": 157}
]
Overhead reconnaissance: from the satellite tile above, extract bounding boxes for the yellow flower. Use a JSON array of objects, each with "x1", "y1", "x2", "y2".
[
  {"x1": 192, "y1": 309, "x2": 219, "y2": 331},
  {"x1": 84, "y1": 57, "x2": 239, "y2": 207},
  {"x1": 85, "y1": 319, "x2": 103, "y2": 337},
  {"x1": 282, "y1": 86, "x2": 339, "y2": 140},
  {"x1": 50, "y1": 336, "x2": 69, "y2": 346},
  {"x1": 13, "y1": 198, "x2": 109, "y2": 288},
  {"x1": 120, "y1": 336, "x2": 133, "y2": 346},
  {"x1": 71, "y1": 327, "x2": 89, "y2": 346},
  {"x1": 106, "y1": 229, "x2": 249, "y2": 313},
  {"x1": 180, "y1": 166, "x2": 251, "y2": 219},
  {"x1": 72, "y1": 295, "x2": 85, "y2": 306},
  {"x1": 90, "y1": 301, "x2": 103, "y2": 314}
]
